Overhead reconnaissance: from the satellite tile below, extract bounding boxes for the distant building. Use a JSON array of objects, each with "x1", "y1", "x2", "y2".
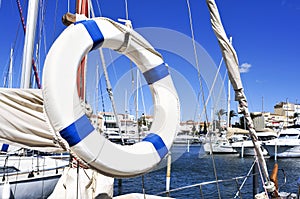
[
  {"x1": 262, "y1": 112, "x2": 285, "y2": 129},
  {"x1": 178, "y1": 120, "x2": 209, "y2": 135},
  {"x1": 274, "y1": 101, "x2": 298, "y2": 126},
  {"x1": 251, "y1": 112, "x2": 265, "y2": 131},
  {"x1": 97, "y1": 112, "x2": 119, "y2": 133},
  {"x1": 118, "y1": 113, "x2": 137, "y2": 134},
  {"x1": 255, "y1": 101, "x2": 300, "y2": 130}
]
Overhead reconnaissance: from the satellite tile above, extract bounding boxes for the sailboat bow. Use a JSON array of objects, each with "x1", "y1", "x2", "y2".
[{"x1": 42, "y1": 17, "x2": 180, "y2": 178}]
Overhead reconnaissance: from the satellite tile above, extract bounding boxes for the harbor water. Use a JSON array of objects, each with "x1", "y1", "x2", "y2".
[{"x1": 114, "y1": 144, "x2": 300, "y2": 198}]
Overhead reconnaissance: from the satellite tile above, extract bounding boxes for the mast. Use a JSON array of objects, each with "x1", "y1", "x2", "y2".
[
  {"x1": 226, "y1": 38, "x2": 232, "y2": 129},
  {"x1": 63, "y1": 0, "x2": 90, "y2": 98},
  {"x1": 99, "y1": 49, "x2": 122, "y2": 135},
  {"x1": 226, "y1": 37, "x2": 233, "y2": 128},
  {"x1": 136, "y1": 69, "x2": 139, "y2": 136},
  {"x1": 8, "y1": 48, "x2": 13, "y2": 88},
  {"x1": 76, "y1": 0, "x2": 90, "y2": 100},
  {"x1": 20, "y1": 0, "x2": 38, "y2": 88}
]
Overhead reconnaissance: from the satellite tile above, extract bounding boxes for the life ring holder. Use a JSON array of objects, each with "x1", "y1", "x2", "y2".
[{"x1": 42, "y1": 17, "x2": 180, "y2": 177}]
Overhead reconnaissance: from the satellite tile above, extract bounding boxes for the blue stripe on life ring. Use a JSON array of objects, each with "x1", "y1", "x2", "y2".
[
  {"x1": 142, "y1": 133, "x2": 168, "y2": 159},
  {"x1": 75, "y1": 20, "x2": 104, "y2": 51},
  {"x1": 143, "y1": 63, "x2": 169, "y2": 85},
  {"x1": 1, "y1": 144, "x2": 9, "y2": 152},
  {"x1": 60, "y1": 115, "x2": 95, "y2": 147}
]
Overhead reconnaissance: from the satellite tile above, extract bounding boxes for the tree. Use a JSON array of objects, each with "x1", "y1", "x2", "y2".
[
  {"x1": 294, "y1": 112, "x2": 299, "y2": 125},
  {"x1": 138, "y1": 113, "x2": 147, "y2": 131},
  {"x1": 203, "y1": 121, "x2": 208, "y2": 134},
  {"x1": 229, "y1": 110, "x2": 238, "y2": 127},
  {"x1": 191, "y1": 125, "x2": 196, "y2": 136}
]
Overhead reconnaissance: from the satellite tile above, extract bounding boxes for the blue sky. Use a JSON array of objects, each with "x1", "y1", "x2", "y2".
[{"x1": 0, "y1": 0, "x2": 300, "y2": 121}]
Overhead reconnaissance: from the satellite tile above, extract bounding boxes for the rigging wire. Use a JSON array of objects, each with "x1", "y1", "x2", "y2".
[
  {"x1": 95, "y1": 62, "x2": 99, "y2": 122},
  {"x1": 41, "y1": 0, "x2": 48, "y2": 57},
  {"x1": 139, "y1": 71, "x2": 147, "y2": 116},
  {"x1": 186, "y1": 0, "x2": 209, "y2": 123},
  {"x1": 200, "y1": 57, "x2": 225, "y2": 120},
  {"x1": 124, "y1": 0, "x2": 129, "y2": 20},
  {"x1": 94, "y1": 0, "x2": 102, "y2": 16},
  {"x1": 90, "y1": 2, "x2": 123, "y2": 145},
  {"x1": 2, "y1": 16, "x2": 22, "y2": 87},
  {"x1": 121, "y1": 1, "x2": 147, "y2": 197},
  {"x1": 99, "y1": 50, "x2": 123, "y2": 144},
  {"x1": 52, "y1": 0, "x2": 59, "y2": 41},
  {"x1": 130, "y1": 61, "x2": 135, "y2": 114},
  {"x1": 16, "y1": 0, "x2": 26, "y2": 33},
  {"x1": 254, "y1": 152, "x2": 269, "y2": 196},
  {"x1": 233, "y1": 160, "x2": 256, "y2": 198},
  {"x1": 156, "y1": 172, "x2": 256, "y2": 196},
  {"x1": 99, "y1": 74, "x2": 107, "y2": 123},
  {"x1": 186, "y1": 0, "x2": 221, "y2": 198}
]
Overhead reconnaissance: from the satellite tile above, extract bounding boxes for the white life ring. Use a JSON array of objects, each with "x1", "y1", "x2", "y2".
[{"x1": 42, "y1": 17, "x2": 180, "y2": 177}]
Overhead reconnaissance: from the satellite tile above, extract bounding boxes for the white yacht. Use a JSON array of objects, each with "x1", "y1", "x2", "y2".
[
  {"x1": 231, "y1": 130, "x2": 278, "y2": 157},
  {"x1": 263, "y1": 127, "x2": 300, "y2": 158}
]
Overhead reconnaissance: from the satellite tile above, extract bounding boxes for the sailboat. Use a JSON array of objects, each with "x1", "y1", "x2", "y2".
[
  {"x1": 1, "y1": 0, "x2": 118, "y2": 198},
  {"x1": 0, "y1": 1, "x2": 71, "y2": 198}
]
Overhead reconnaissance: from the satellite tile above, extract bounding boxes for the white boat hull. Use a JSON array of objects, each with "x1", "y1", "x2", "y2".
[
  {"x1": 173, "y1": 135, "x2": 203, "y2": 145},
  {"x1": 263, "y1": 145, "x2": 300, "y2": 158},
  {"x1": 263, "y1": 128, "x2": 300, "y2": 158},
  {"x1": 232, "y1": 141, "x2": 269, "y2": 156},
  {"x1": 0, "y1": 174, "x2": 62, "y2": 199},
  {"x1": 203, "y1": 142, "x2": 237, "y2": 154},
  {"x1": 233, "y1": 146, "x2": 269, "y2": 156},
  {"x1": 0, "y1": 155, "x2": 68, "y2": 198}
]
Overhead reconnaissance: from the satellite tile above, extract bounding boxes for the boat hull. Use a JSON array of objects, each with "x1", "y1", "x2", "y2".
[
  {"x1": 263, "y1": 145, "x2": 300, "y2": 158},
  {"x1": 231, "y1": 141, "x2": 269, "y2": 156},
  {"x1": 233, "y1": 146, "x2": 268, "y2": 156},
  {"x1": 203, "y1": 142, "x2": 237, "y2": 154},
  {"x1": 0, "y1": 155, "x2": 68, "y2": 198},
  {"x1": 0, "y1": 174, "x2": 62, "y2": 199}
]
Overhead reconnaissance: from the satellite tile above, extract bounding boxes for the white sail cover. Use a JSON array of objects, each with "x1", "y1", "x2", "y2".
[
  {"x1": 0, "y1": 88, "x2": 64, "y2": 152},
  {"x1": 48, "y1": 167, "x2": 114, "y2": 199},
  {"x1": 206, "y1": 0, "x2": 270, "y2": 183}
]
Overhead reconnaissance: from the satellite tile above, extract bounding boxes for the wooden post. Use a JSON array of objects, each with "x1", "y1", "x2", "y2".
[
  {"x1": 253, "y1": 161, "x2": 259, "y2": 198},
  {"x1": 166, "y1": 153, "x2": 172, "y2": 197}
]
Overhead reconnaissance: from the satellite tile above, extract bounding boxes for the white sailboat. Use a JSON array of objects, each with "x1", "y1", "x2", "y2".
[
  {"x1": 203, "y1": 131, "x2": 238, "y2": 154},
  {"x1": 0, "y1": 1, "x2": 70, "y2": 198},
  {"x1": 0, "y1": 155, "x2": 67, "y2": 199}
]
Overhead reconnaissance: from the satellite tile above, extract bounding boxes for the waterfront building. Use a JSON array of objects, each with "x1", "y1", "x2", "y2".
[
  {"x1": 253, "y1": 102, "x2": 300, "y2": 130},
  {"x1": 274, "y1": 101, "x2": 299, "y2": 126},
  {"x1": 98, "y1": 112, "x2": 119, "y2": 133}
]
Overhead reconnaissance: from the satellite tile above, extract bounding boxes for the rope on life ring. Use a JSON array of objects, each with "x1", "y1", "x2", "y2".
[{"x1": 42, "y1": 17, "x2": 180, "y2": 177}]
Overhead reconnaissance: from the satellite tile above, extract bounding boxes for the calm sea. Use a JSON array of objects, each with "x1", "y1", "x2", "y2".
[{"x1": 113, "y1": 145, "x2": 300, "y2": 198}]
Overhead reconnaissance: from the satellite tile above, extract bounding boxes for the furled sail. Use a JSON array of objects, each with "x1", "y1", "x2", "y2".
[
  {"x1": 206, "y1": 0, "x2": 272, "y2": 187},
  {"x1": 0, "y1": 88, "x2": 64, "y2": 152}
]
